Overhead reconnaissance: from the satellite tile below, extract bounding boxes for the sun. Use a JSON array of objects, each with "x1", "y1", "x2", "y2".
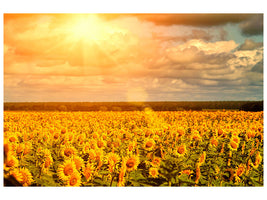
[{"x1": 67, "y1": 14, "x2": 105, "y2": 42}]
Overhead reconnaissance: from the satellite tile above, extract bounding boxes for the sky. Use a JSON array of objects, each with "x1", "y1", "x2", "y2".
[{"x1": 4, "y1": 13, "x2": 264, "y2": 102}]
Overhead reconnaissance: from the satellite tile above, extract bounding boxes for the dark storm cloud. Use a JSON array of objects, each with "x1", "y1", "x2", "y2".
[
  {"x1": 100, "y1": 14, "x2": 263, "y2": 36},
  {"x1": 239, "y1": 14, "x2": 263, "y2": 36},
  {"x1": 238, "y1": 39, "x2": 263, "y2": 50},
  {"x1": 251, "y1": 60, "x2": 263, "y2": 73}
]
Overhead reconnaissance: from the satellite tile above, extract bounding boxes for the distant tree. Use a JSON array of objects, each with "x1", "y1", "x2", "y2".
[
  {"x1": 58, "y1": 105, "x2": 67, "y2": 111},
  {"x1": 99, "y1": 106, "x2": 108, "y2": 111}
]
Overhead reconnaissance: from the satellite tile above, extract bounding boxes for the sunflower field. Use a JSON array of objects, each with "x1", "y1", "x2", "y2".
[{"x1": 3, "y1": 109, "x2": 263, "y2": 186}]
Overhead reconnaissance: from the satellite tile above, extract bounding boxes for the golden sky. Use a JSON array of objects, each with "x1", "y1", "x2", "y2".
[{"x1": 4, "y1": 14, "x2": 263, "y2": 102}]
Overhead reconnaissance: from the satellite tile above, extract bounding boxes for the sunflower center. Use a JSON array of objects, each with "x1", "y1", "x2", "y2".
[
  {"x1": 178, "y1": 146, "x2": 185, "y2": 154},
  {"x1": 230, "y1": 141, "x2": 238, "y2": 149},
  {"x1": 64, "y1": 149, "x2": 73, "y2": 157},
  {"x1": 7, "y1": 159, "x2": 15, "y2": 167},
  {"x1": 70, "y1": 177, "x2": 77, "y2": 186},
  {"x1": 151, "y1": 170, "x2": 156, "y2": 176},
  {"x1": 233, "y1": 138, "x2": 239, "y2": 143},
  {"x1": 64, "y1": 166, "x2": 73, "y2": 176},
  {"x1": 45, "y1": 158, "x2": 51, "y2": 168},
  {"x1": 126, "y1": 159, "x2": 135, "y2": 168},
  {"x1": 146, "y1": 141, "x2": 153, "y2": 148},
  {"x1": 9, "y1": 137, "x2": 16, "y2": 142}
]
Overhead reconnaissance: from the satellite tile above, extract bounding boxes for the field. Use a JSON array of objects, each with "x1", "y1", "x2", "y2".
[{"x1": 3, "y1": 109, "x2": 263, "y2": 186}]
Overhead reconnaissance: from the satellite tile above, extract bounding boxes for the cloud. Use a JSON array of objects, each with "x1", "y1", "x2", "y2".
[
  {"x1": 251, "y1": 60, "x2": 263, "y2": 73},
  {"x1": 100, "y1": 14, "x2": 263, "y2": 36},
  {"x1": 4, "y1": 14, "x2": 263, "y2": 102},
  {"x1": 100, "y1": 14, "x2": 252, "y2": 26},
  {"x1": 239, "y1": 14, "x2": 263, "y2": 36},
  {"x1": 238, "y1": 39, "x2": 263, "y2": 50}
]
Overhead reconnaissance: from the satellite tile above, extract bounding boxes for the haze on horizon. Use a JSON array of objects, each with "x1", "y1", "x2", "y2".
[{"x1": 4, "y1": 14, "x2": 263, "y2": 102}]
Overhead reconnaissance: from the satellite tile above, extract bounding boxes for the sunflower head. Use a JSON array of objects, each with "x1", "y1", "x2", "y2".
[
  {"x1": 232, "y1": 136, "x2": 240, "y2": 144},
  {"x1": 83, "y1": 163, "x2": 95, "y2": 182},
  {"x1": 210, "y1": 137, "x2": 218, "y2": 147},
  {"x1": 143, "y1": 138, "x2": 155, "y2": 151},
  {"x1": 176, "y1": 144, "x2": 187, "y2": 157},
  {"x1": 180, "y1": 169, "x2": 193, "y2": 176},
  {"x1": 73, "y1": 156, "x2": 85, "y2": 171},
  {"x1": 82, "y1": 142, "x2": 91, "y2": 154},
  {"x1": 149, "y1": 167, "x2": 159, "y2": 178},
  {"x1": 177, "y1": 127, "x2": 185, "y2": 137},
  {"x1": 44, "y1": 156, "x2": 53, "y2": 168},
  {"x1": 107, "y1": 152, "x2": 120, "y2": 165},
  {"x1": 97, "y1": 138, "x2": 106, "y2": 149},
  {"x1": 4, "y1": 154, "x2": 19, "y2": 170},
  {"x1": 236, "y1": 164, "x2": 246, "y2": 177},
  {"x1": 253, "y1": 152, "x2": 262, "y2": 168},
  {"x1": 151, "y1": 157, "x2": 161, "y2": 167},
  {"x1": 66, "y1": 171, "x2": 81, "y2": 187},
  {"x1": 125, "y1": 155, "x2": 140, "y2": 172},
  {"x1": 229, "y1": 140, "x2": 238, "y2": 151},
  {"x1": 57, "y1": 159, "x2": 77, "y2": 181},
  {"x1": 61, "y1": 146, "x2": 77, "y2": 158},
  {"x1": 8, "y1": 133, "x2": 18, "y2": 143},
  {"x1": 11, "y1": 167, "x2": 34, "y2": 186},
  {"x1": 88, "y1": 149, "x2": 97, "y2": 162}
]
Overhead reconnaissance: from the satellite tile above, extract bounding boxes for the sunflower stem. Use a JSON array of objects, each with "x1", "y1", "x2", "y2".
[
  {"x1": 110, "y1": 175, "x2": 115, "y2": 186},
  {"x1": 168, "y1": 179, "x2": 171, "y2": 186}
]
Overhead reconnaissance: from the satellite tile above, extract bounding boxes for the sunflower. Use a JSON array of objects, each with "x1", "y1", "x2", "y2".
[
  {"x1": 191, "y1": 131, "x2": 202, "y2": 141},
  {"x1": 229, "y1": 140, "x2": 238, "y2": 151},
  {"x1": 23, "y1": 142, "x2": 32, "y2": 155},
  {"x1": 180, "y1": 169, "x2": 193, "y2": 176},
  {"x1": 66, "y1": 171, "x2": 81, "y2": 187},
  {"x1": 10, "y1": 168, "x2": 23, "y2": 183},
  {"x1": 12, "y1": 167, "x2": 34, "y2": 186},
  {"x1": 176, "y1": 144, "x2": 187, "y2": 157},
  {"x1": 198, "y1": 151, "x2": 206, "y2": 166},
  {"x1": 235, "y1": 164, "x2": 246, "y2": 177},
  {"x1": 88, "y1": 149, "x2": 97, "y2": 162},
  {"x1": 61, "y1": 146, "x2": 77, "y2": 158},
  {"x1": 16, "y1": 143, "x2": 25, "y2": 155},
  {"x1": 96, "y1": 138, "x2": 106, "y2": 149},
  {"x1": 210, "y1": 137, "x2": 218, "y2": 147},
  {"x1": 177, "y1": 127, "x2": 185, "y2": 137},
  {"x1": 217, "y1": 129, "x2": 224, "y2": 136},
  {"x1": 82, "y1": 142, "x2": 91, "y2": 155},
  {"x1": 149, "y1": 167, "x2": 159, "y2": 178},
  {"x1": 107, "y1": 152, "x2": 120, "y2": 166},
  {"x1": 151, "y1": 157, "x2": 161, "y2": 167},
  {"x1": 143, "y1": 138, "x2": 155, "y2": 151},
  {"x1": 83, "y1": 163, "x2": 95, "y2": 182},
  {"x1": 106, "y1": 152, "x2": 120, "y2": 173},
  {"x1": 75, "y1": 133, "x2": 86, "y2": 146},
  {"x1": 124, "y1": 155, "x2": 140, "y2": 172},
  {"x1": 7, "y1": 133, "x2": 18, "y2": 143},
  {"x1": 57, "y1": 159, "x2": 77, "y2": 181},
  {"x1": 41, "y1": 155, "x2": 53, "y2": 173},
  {"x1": 128, "y1": 140, "x2": 137, "y2": 152},
  {"x1": 61, "y1": 128, "x2": 67, "y2": 134},
  {"x1": 232, "y1": 136, "x2": 240, "y2": 145},
  {"x1": 73, "y1": 156, "x2": 85, "y2": 171},
  {"x1": 95, "y1": 149, "x2": 104, "y2": 169},
  {"x1": 253, "y1": 152, "x2": 262, "y2": 168},
  {"x1": 4, "y1": 154, "x2": 19, "y2": 171}
]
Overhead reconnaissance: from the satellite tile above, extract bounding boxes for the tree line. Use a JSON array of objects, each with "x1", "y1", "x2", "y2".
[{"x1": 3, "y1": 101, "x2": 263, "y2": 112}]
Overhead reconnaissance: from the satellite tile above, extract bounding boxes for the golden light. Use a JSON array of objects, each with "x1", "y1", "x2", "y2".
[{"x1": 67, "y1": 14, "x2": 106, "y2": 42}]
